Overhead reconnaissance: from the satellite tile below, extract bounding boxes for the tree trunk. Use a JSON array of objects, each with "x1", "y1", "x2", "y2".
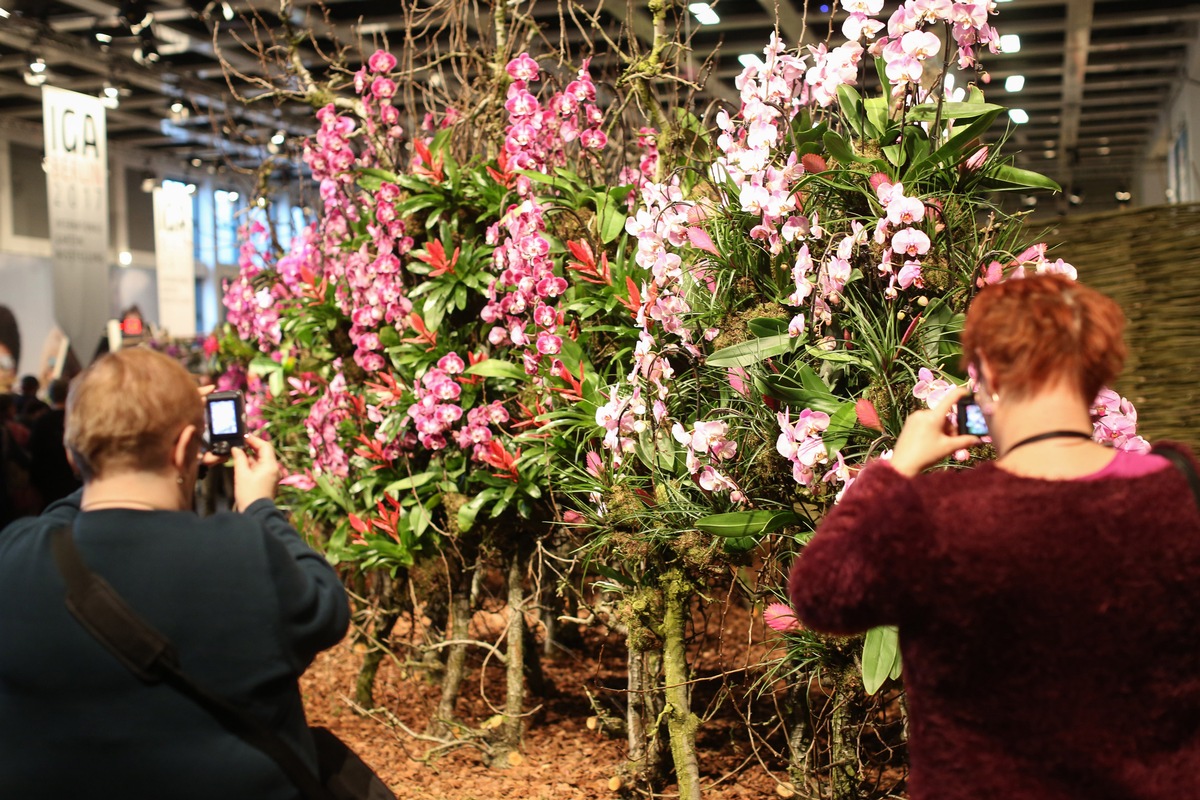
[
  {"x1": 431, "y1": 554, "x2": 477, "y2": 735},
  {"x1": 787, "y1": 671, "x2": 820, "y2": 799},
  {"x1": 498, "y1": 549, "x2": 526, "y2": 762},
  {"x1": 661, "y1": 571, "x2": 701, "y2": 800},
  {"x1": 829, "y1": 662, "x2": 861, "y2": 800},
  {"x1": 354, "y1": 570, "x2": 405, "y2": 708}
]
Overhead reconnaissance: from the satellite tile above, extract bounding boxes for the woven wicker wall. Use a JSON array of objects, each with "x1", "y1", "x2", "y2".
[{"x1": 1035, "y1": 202, "x2": 1200, "y2": 450}]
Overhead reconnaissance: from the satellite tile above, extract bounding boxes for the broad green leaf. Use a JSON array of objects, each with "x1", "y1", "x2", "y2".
[
  {"x1": 707, "y1": 334, "x2": 796, "y2": 368},
  {"x1": 722, "y1": 535, "x2": 761, "y2": 553},
  {"x1": 984, "y1": 164, "x2": 1062, "y2": 192},
  {"x1": 862, "y1": 625, "x2": 902, "y2": 694},
  {"x1": 695, "y1": 510, "x2": 800, "y2": 537},
  {"x1": 464, "y1": 359, "x2": 529, "y2": 381},
  {"x1": 836, "y1": 84, "x2": 866, "y2": 138},
  {"x1": 591, "y1": 562, "x2": 635, "y2": 587},
  {"x1": 385, "y1": 472, "x2": 437, "y2": 493},
  {"x1": 747, "y1": 317, "x2": 789, "y2": 338},
  {"x1": 822, "y1": 130, "x2": 860, "y2": 165},
  {"x1": 356, "y1": 167, "x2": 400, "y2": 192},
  {"x1": 595, "y1": 188, "x2": 629, "y2": 244},
  {"x1": 823, "y1": 401, "x2": 859, "y2": 455},
  {"x1": 906, "y1": 101, "x2": 1004, "y2": 122}
]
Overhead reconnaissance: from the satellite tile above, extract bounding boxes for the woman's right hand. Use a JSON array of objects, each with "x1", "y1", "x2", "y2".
[
  {"x1": 230, "y1": 433, "x2": 280, "y2": 512},
  {"x1": 889, "y1": 384, "x2": 982, "y2": 478}
]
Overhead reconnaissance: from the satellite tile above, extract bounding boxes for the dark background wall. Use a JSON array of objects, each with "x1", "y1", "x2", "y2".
[{"x1": 1037, "y1": 203, "x2": 1200, "y2": 450}]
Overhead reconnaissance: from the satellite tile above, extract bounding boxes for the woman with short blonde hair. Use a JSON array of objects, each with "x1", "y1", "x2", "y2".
[{"x1": 0, "y1": 348, "x2": 349, "y2": 799}]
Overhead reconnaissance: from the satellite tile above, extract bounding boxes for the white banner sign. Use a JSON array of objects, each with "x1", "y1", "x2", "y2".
[
  {"x1": 153, "y1": 184, "x2": 196, "y2": 338},
  {"x1": 42, "y1": 85, "x2": 109, "y2": 365}
]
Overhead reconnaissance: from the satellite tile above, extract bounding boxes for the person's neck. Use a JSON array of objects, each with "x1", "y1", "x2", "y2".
[
  {"x1": 989, "y1": 386, "x2": 1113, "y2": 478},
  {"x1": 81, "y1": 471, "x2": 185, "y2": 512}
]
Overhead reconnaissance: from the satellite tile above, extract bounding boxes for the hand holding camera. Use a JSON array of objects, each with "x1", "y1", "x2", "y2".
[
  {"x1": 230, "y1": 433, "x2": 280, "y2": 512},
  {"x1": 889, "y1": 385, "x2": 983, "y2": 478}
]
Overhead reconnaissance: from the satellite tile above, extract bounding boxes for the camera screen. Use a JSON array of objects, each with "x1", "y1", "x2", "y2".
[
  {"x1": 209, "y1": 399, "x2": 240, "y2": 436},
  {"x1": 963, "y1": 403, "x2": 988, "y2": 436}
]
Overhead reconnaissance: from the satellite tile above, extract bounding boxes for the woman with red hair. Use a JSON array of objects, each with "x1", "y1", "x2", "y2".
[{"x1": 790, "y1": 274, "x2": 1200, "y2": 799}]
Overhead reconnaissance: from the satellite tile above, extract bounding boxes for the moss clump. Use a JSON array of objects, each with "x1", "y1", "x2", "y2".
[{"x1": 710, "y1": 301, "x2": 787, "y2": 352}]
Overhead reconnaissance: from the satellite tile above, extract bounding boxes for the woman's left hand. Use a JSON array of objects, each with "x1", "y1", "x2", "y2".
[{"x1": 889, "y1": 384, "x2": 982, "y2": 478}]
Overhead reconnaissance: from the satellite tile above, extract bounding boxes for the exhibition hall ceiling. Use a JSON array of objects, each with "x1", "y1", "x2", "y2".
[{"x1": 0, "y1": 0, "x2": 1195, "y2": 211}]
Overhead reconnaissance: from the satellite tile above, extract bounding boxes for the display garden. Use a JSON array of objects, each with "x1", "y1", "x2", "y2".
[{"x1": 211, "y1": 1, "x2": 1147, "y2": 796}]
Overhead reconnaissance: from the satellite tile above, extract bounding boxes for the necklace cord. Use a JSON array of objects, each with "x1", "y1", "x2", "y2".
[{"x1": 1002, "y1": 430, "x2": 1095, "y2": 458}]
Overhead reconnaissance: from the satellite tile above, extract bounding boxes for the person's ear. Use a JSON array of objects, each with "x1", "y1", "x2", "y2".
[
  {"x1": 978, "y1": 356, "x2": 1000, "y2": 400},
  {"x1": 171, "y1": 424, "x2": 199, "y2": 474}
]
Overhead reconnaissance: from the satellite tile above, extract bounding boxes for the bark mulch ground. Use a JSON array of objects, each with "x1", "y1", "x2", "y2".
[{"x1": 300, "y1": 600, "x2": 790, "y2": 799}]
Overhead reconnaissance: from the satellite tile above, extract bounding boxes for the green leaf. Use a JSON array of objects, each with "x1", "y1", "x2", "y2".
[
  {"x1": 595, "y1": 188, "x2": 630, "y2": 244},
  {"x1": 695, "y1": 510, "x2": 800, "y2": 538},
  {"x1": 722, "y1": 535, "x2": 761, "y2": 553},
  {"x1": 984, "y1": 164, "x2": 1062, "y2": 192},
  {"x1": 862, "y1": 625, "x2": 902, "y2": 694},
  {"x1": 822, "y1": 130, "x2": 860, "y2": 165},
  {"x1": 591, "y1": 562, "x2": 635, "y2": 587},
  {"x1": 464, "y1": 359, "x2": 530, "y2": 381},
  {"x1": 823, "y1": 401, "x2": 859, "y2": 455},
  {"x1": 356, "y1": 167, "x2": 400, "y2": 192},
  {"x1": 384, "y1": 472, "x2": 437, "y2": 493},
  {"x1": 836, "y1": 84, "x2": 866, "y2": 138},
  {"x1": 747, "y1": 317, "x2": 789, "y2": 338},
  {"x1": 905, "y1": 101, "x2": 1004, "y2": 122},
  {"x1": 707, "y1": 334, "x2": 796, "y2": 368}
]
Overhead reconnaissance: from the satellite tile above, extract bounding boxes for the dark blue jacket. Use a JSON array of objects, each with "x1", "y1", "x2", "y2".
[{"x1": 0, "y1": 492, "x2": 350, "y2": 798}]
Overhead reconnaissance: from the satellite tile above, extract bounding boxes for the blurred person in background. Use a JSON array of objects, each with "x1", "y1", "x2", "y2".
[
  {"x1": 0, "y1": 306, "x2": 18, "y2": 394},
  {"x1": 13, "y1": 376, "x2": 47, "y2": 424},
  {"x1": 28, "y1": 378, "x2": 80, "y2": 509},
  {"x1": 0, "y1": 348, "x2": 349, "y2": 798},
  {"x1": 790, "y1": 274, "x2": 1200, "y2": 800},
  {"x1": 0, "y1": 394, "x2": 36, "y2": 526}
]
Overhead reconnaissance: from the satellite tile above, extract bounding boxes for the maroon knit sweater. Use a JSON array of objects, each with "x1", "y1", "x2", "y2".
[{"x1": 789, "y1": 443, "x2": 1200, "y2": 800}]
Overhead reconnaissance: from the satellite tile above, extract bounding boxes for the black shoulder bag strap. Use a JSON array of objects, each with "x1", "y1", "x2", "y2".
[
  {"x1": 49, "y1": 526, "x2": 337, "y2": 800},
  {"x1": 1152, "y1": 445, "x2": 1200, "y2": 508}
]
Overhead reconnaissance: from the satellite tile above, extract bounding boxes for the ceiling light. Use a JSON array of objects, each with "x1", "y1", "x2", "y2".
[
  {"x1": 1067, "y1": 189, "x2": 1083, "y2": 206},
  {"x1": 29, "y1": 57, "x2": 46, "y2": 74},
  {"x1": 1115, "y1": 189, "x2": 1131, "y2": 203},
  {"x1": 136, "y1": 29, "x2": 159, "y2": 63},
  {"x1": 999, "y1": 34, "x2": 1021, "y2": 53},
  {"x1": 1004, "y1": 74, "x2": 1025, "y2": 92},
  {"x1": 687, "y1": 2, "x2": 720, "y2": 25},
  {"x1": 22, "y1": 66, "x2": 47, "y2": 87},
  {"x1": 1020, "y1": 194, "x2": 1038, "y2": 208},
  {"x1": 141, "y1": 176, "x2": 157, "y2": 193},
  {"x1": 1043, "y1": 139, "x2": 1056, "y2": 148},
  {"x1": 221, "y1": 1, "x2": 234, "y2": 21},
  {"x1": 1008, "y1": 108, "x2": 1029, "y2": 124},
  {"x1": 185, "y1": 184, "x2": 197, "y2": 194},
  {"x1": 227, "y1": 191, "x2": 239, "y2": 202},
  {"x1": 1097, "y1": 146, "x2": 1111, "y2": 156},
  {"x1": 270, "y1": 130, "x2": 286, "y2": 146},
  {"x1": 103, "y1": 82, "x2": 120, "y2": 99},
  {"x1": 118, "y1": 251, "x2": 133, "y2": 266},
  {"x1": 1043, "y1": 149, "x2": 1056, "y2": 159},
  {"x1": 0, "y1": 7, "x2": 10, "y2": 19},
  {"x1": 95, "y1": 32, "x2": 113, "y2": 43},
  {"x1": 191, "y1": 158, "x2": 203, "y2": 167},
  {"x1": 738, "y1": 54, "x2": 765, "y2": 69}
]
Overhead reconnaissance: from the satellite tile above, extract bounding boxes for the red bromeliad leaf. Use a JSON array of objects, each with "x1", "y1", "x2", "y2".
[
  {"x1": 856, "y1": 398, "x2": 884, "y2": 432},
  {"x1": 687, "y1": 226, "x2": 720, "y2": 256},
  {"x1": 801, "y1": 153, "x2": 827, "y2": 173},
  {"x1": 349, "y1": 514, "x2": 371, "y2": 535}
]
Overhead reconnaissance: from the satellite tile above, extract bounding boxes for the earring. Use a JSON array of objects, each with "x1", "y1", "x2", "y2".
[{"x1": 177, "y1": 475, "x2": 185, "y2": 485}]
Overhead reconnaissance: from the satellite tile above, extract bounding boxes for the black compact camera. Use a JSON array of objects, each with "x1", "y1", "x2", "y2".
[
  {"x1": 205, "y1": 390, "x2": 246, "y2": 455},
  {"x1": 956, "y1": 396, "x2": 989, "y2": 437}
]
